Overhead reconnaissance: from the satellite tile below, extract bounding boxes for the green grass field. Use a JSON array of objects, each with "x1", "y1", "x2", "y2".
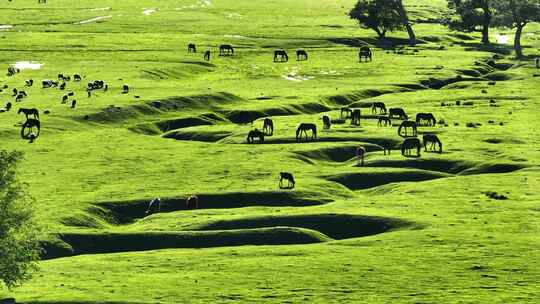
[{"x1": 1, "y1": 0, "x2": 539, "y2": 302}]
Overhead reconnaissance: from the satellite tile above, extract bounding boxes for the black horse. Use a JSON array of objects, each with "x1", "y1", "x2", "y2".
[
  {"x1": 145, "y1": 198, "x2": 161, "y2": 216},
  {"x1": 247, "y1": 129, "x2": 265, "y2": 143},
  {"x1": 416, "y1": 113, "x2": 436, "y2": 126},
  {"x1": 398, "y1": 120, "x2": 418, "y2": 137},
  {"x1": 372, "y1": 102, "x2": 387, "y2": 114},
  {"x1": 279, "y1": 172, "x2": 295, "y2": 189},
  {"x1": 359, "y1": 46, "x2": 372, "y2": 62},
  {"x1": 219, "y1": 44, "x2": 234, "y2": 56},
  {"x1": 21, "y1": 119, "x2": 40, "y2": 140},
  {"x1": 296, "y1": 49, "x2": 308, "y2": 61},
  {"x1": 378, "y1": 116, "x2": 391, "y2": 127},
  {"x1": 389, "y1": 108, "x2": 408, "y2": 120},
  {"x1": 401, "y1": 137, "x2": 421, "y2": 157},
  {"x1": 18, "y1": 108, "x2": 39, "y2": 120},
  {"x1": 263, "y1": 118, "x2": 274, "y2": 136},
  {"x1": 274, "y1": 50, "x2": 288, "y2": 62},
  {"x1": 188, "y1": 43, "x2": 197, "y2": 53},
  {"x1": 296, "y1": 123, "x2": 317, "y2": 142},
  {"x1": 423, "y1": 134, "x2": 442, "y2": 153},
  {"x1": 322, "y1": 115, "x2": 331, "y2": 129},
  {"x1": 204, "y1": 50, "x2": 211, "y2": 61},
  {"x1": 340, "y1": 107, "x2": 352, "y2": 119},
  {"x1": 351, "y1": 109, "x2": 361, "y2": 126}
]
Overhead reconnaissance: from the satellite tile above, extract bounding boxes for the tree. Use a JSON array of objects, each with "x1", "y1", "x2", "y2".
[
  {"x1": 394, "y1": 0, "x2": 417, "y2": 45},
  {"x1": 0, "y1": 150, "x2": 40, "y2": 291},
  {"x1": 349, "y1": 0, "x2": 405, "y2": 42},
  {"x1": 492, "y1": 0, "x2": 540, "y2": 57},
  {"x1": 447, "y1": 0, "x2": 493, "y2": 44}
]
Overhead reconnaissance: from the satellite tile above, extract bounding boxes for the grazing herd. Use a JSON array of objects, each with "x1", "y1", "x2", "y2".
[{"x1": 2, "y1": 67, "x2": 132, "y2": 143}]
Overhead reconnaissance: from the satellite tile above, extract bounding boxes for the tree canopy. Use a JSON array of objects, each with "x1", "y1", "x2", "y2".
[
  {"x1": 349, "y1": 0, "x2": 405, "y2": 40},
  {"x1": 0, "y1": 150, "x2": 41, "y2": 290}
]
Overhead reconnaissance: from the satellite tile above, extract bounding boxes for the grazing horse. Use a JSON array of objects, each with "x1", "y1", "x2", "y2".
[
  {"x1": 71, "y1": 100, "x2": 77, "y2": 109},
  {"x1": 351, "y1": 109, "x2": 361, "y2": 126},
  {"x1": 423, "y1": 134, "x2": 443, "y2": 153},
  {"x1": 12, "y1": 88, "x2": 18, "y2": 97},
  {"x1": 62, "y1": 95, "x2": 69, "y2": 103},
  {"x1": 401, "y1": 137, "x2": 421, "y2": 157},
  {"x1": 357, "y1": 146, "x2": 366, "y2": 166},
  {"x1": 122, "y1": 84, "x2": 129, "y2": 94},
  {"x1": 145, "y1": 198, "x2": 161, "y2": 216},
  {"x1": 274, "y1": 50, "x2": 288, "y2": 62},
  {"x1": 25, "y1": 79, "x2": 34, "y2": 87},
  {"x1": 73, "y1": 74, "x2": 82, "y2": 82},
  {"x1": 279, "y1": 172, "x2": 295, "y2": 189},
  {"x1": 378, "y1": 116, "x2": 391, "y2": 127},
  {"x1": 263, "y1": 118, "x2": 274, "y2": 136},
  {"x1": 5, "y1": 102, "x2": 12, "y2": 112},
  {"x1": 20, "y1": 119, "x2": 40, "y2": 139},
  {"x1": 59, "y1": 82, "x2": 66, "y2": 90},
  {"x1": 219, "y1": 44, "x2": 234, "y2": 56},
  {"x1": 322, "y1": 115, "x2": 331, "y2": 130},
  {"x1": 204, "y1": 50, "x2": 211, "y2": 61},
  {"x1": 398, "y1": 120, "x2": 418, "y2": 137},
  {"x1": 416, "y1": 113, "x2": 436, "y2": 126},
  {"x1": 389, "y1": 108, "x2": 408, "y2": 120},
  {"x1": 359, "y1": 46, "x2": 372, "y2": 62},
  {"x1": 296, "y1": 49, "x2": 308, "y2": 61},
  {"x1": 372, "y1": 102, "x2": 387, "y2": 114},
  {"x1": 188, "y1": 43, "x2": 197, "y2": 53},
  {"x1": 247, "y1": 129, "x2": 265, "y2": 143},
  {"x1": 340, "y1": 107, "x2": 352, "y2": 119},
  {"x1": 186, "y1": 195, "x2": 199, "y2": 209},
  {"x1": 18, "y1": 108, "x2": 39, "y2": 120},
  {"x1": 296, "y1": 123, "x2": 317, "y2": 142}
]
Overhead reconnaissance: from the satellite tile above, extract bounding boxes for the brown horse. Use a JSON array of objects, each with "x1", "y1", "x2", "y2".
[
  {"x1": 279, "y1": 172, "x2": 295, "y2": 189},
  {"x1": 247, "y1": 129, "x2": 265, "y2": 143},
  {"x1": 186, "y1": 195, "x2": 199, "y2": 209},
  {"x1": 359, "y1": 46, "x2": 372, "y2": 62},
  {"x1": 401, "y1": 138, "x2": 421, "y2": 157},
  {"x1": 351, "y1": 109, "x2": 361, "y2": 126},
  {"x1": 423, "y1": 134, "x2": 443, "y2": 153},
  {"x1": 296, "y1": 123, "x2": 317, "y2": 142},
  {"x1": 398, "y1": 120, "x2": 418, "y2": 137},
  {"x1": 263, "y1": 118, "x2": 274, "y2": 136},
  {"x1": 18, "y1": 108, "x2": 39, "y2": 120},
  {"x1": 357, "y1": 146, "x2": 366, "y2": 166}
]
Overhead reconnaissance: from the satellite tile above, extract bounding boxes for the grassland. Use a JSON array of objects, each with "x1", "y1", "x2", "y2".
[{"x1": 0, "y1": 0, "x2": 539, "y2": 303}]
